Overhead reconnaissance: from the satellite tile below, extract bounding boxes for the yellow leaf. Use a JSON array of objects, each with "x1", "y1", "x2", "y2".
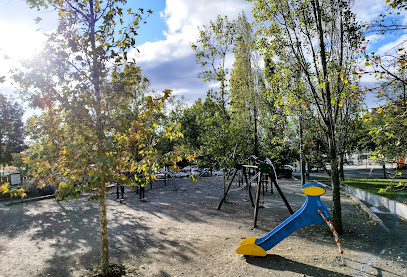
[
  {"x1": 58, "y1": 10, "x2": 66, "y2": 17},
  {"x1": 320, "y1": 83, "x2": 325, "y2": 89},
  {"x1": 1, "y1": 183, "x2": 9, "y2": 194},
  {"x1": 331, "y1": 99, "x2": 335, "y2": 104},
  {"x1": 344, "y1": 80, "x2": 348, "y2": 84},
  {"x1": 339, "y1": 100, "x2": 344, "y2": 107}
]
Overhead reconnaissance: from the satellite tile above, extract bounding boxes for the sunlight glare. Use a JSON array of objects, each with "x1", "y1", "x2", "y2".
[{"x1": 0, "y1": 22, "x2": 45, "y2": 63}]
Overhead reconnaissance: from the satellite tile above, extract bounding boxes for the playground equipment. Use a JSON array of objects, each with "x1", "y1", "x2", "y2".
[
  {"x1": 218, "y1": 160, "x2": 294, "y2": 228},
  {"x1": 236, "y1": 182, "x2": 344, "y2": 264}
]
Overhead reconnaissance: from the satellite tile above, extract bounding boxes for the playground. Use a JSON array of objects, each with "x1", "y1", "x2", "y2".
[{"x1": 0, "y1": 177, "x2": 406, "y2": 276}]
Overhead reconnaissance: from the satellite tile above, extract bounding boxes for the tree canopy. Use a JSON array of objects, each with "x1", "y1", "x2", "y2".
[{"x1": 0, "y1": 93, "x2": 25, "y2": 167}]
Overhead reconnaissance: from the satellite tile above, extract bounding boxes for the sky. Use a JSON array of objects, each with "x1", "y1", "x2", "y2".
[{"x1": 0, "y1": 0, "x2": 406, "y2": 119}]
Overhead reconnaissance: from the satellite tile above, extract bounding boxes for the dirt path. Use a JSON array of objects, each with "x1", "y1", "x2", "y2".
[{"x1": 0, "y1": 177, "x2": 406, "y2": 276}]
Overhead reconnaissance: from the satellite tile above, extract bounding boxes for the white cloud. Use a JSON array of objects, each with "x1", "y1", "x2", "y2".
[
  {"x1": 376, "y1": 34, "x2": 407, "y2": 55},
  {"x1": 132, "y1": 0, "x2": 252, "y2": 102},
  {"x1": 134, "y1": 0, "x2": 251, "y2": 65},
  {"x1": 351, "y1": 0, "x2": 387, "y2": 23},
  {"x1": 171, "y1": 88, "x2": 189, "y2": 96}
]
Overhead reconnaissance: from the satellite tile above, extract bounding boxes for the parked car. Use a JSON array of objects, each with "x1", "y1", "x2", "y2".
[
  {"x1": 212, "y1": 169, "x2": 224, "y2": 176},
  {"x1": 276, "y1": 165, "x2": 293, "y2": 178},
  {"x1": 191, "y1": 169, "x2": 201, "y2": 177},
  {"x1": 198, "y1": 168, "x2": 211, "y2": 177},
  {"x1": 182, "y1": 166, "x2": 198, "y2": 172},
  {"x1": 155, "y1": 172, "x2": 166, "y2": 179},
  {"x1": 176, "y1": 171, "x2": 190, "y2": 178},
  {"x1": 168, "y1": 170, "x2": 191, "y2": 178},
  {"x1": 284, "y1": 165, "x2": 295, "y2": 172},
  {"x1": 0, "y1": 170, "x2": 9, "y2": 177}
]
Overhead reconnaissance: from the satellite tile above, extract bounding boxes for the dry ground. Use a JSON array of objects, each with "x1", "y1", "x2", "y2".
[{"x1": 0, "y1": 177, "x2": 406, "y2": 276}]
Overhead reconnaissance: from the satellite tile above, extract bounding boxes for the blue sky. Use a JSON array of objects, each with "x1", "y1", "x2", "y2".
[{"x1": 0, "y1": 0, "x2": 406, "y2": 117}]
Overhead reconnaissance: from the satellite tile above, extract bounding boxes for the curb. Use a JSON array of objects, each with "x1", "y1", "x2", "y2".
[
  {"x1": 311, "y1": 180, "x2": 390, "y2": 232},
  {"x1": 348, "y1": 195, "x2": 389, "y2": 232},
  {"x1": 5, "y1": 194, "x2": 55, "y2": 206}
]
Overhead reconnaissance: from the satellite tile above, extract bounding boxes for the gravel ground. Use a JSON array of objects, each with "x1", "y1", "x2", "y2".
[{"x1": 0, "y1": 177, "x2": 406, "y2": 277}]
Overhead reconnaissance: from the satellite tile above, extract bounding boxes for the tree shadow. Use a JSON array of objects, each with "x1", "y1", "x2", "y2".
[
  {"x1": 245, "y1": 254, "x2": 351, "y2": 276},
  {"x1": 1, "y1": 177, "x2": 406, "y2": 276}
]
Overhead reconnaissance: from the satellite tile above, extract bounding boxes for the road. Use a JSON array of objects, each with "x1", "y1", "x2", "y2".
[{"x1": 293, "y1": 164, "x2": 407, "y2": 179}]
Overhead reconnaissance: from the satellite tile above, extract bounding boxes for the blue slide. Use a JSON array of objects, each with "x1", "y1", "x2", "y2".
[{"x1": 236, "y1": 183, "x2": 330, "y2": 256}]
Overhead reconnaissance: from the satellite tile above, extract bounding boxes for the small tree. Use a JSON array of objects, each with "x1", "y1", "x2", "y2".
[{"x1": 5, "y1": 1, "x2": 181, "y2": 274}]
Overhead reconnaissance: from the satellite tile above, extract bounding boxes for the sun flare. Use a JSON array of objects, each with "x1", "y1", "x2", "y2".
[{"x1": 0, "y1": 22, "x2": 45, "y2": 65}]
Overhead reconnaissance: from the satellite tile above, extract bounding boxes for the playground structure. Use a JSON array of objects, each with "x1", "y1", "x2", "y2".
[
  {"x1": 236, "y1": 182, "x2": 344, "y2": 264},
  {"x1": 218, "y1": 160, "x2": 294, "y2": 228}
]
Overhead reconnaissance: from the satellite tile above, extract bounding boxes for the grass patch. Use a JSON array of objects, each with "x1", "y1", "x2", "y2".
[{"x1": 310, "y1": 176, "x2": 407, "y2": 204}]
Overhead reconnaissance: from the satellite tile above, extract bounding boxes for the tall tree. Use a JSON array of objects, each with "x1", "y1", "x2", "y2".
[
  {"x1": 191, "y1": 15, "x2": 236, "y2": 191},
  {"x1": 250, "y1": 0, "x2": 363, "y2": 234},
  {"x1": 229, "y1": 11, "x2": 263, "y2": 159},
  {"x1": 7, "y1": 1, "x2": 180, "y2": 274}
]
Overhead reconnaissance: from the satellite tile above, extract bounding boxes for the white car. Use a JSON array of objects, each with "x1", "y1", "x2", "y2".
[
  {"x1": 212, "y1": 170, "x2": 224, "y2": 176},
  {"x1": 0, "y1": 170, "x2": 9, "y2": 177},
  {"x1": 284, "y1": 165, "x2": 295, "y2": 172}
]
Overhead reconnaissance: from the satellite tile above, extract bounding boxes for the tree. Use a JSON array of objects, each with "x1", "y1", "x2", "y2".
[
  {"x1": 229, "y1": 11, "x2": 266, "y2": 160},
  {"x1": 360, "y1": 1, "x2": 407, "y2": 166},
  {"x1": 6, "y1": 1, "x2": 180, "y2": 274},
  {"x1": 191, "y1": 15, "x2": 236, "y2": 192},
  {"x1": 364, "y1": 103, "x2": 407, "y2": 171},
  {"x1": 250, "y1": 0, "x2": 363, "y2": 234},
  {"x1": 0, "y1": 93, "x2": 25, "y2": 167}
]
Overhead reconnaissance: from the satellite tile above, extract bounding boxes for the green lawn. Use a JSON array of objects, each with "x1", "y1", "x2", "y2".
[{"x1": 310, "y1": 176, "x2": 407, "y2": 204}]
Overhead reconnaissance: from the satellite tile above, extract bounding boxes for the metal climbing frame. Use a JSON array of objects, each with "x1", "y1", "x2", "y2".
[{"x1": 218, "y1": 161, "x2": 294, "y2": 229}]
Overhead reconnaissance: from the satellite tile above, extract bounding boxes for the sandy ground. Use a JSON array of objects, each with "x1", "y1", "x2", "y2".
[{"x1": 0, "y1": 177, "x2": 406, "y2": 277}]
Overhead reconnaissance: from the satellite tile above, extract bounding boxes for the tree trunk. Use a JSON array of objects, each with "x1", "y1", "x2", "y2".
[
  {"x1": 299, "y1": 116, "x2": 306, "y2": 185},
  {"x1": 339, "y1": 154, "x2": 345, "y2": 181},
  {"x1": 89, "y1": 0, "x2": 109, "y2": 273},
  {"x1": 253, "y1": 99, "x2": 258, "y2": 157},
  {"x1": 383, "y1": 164, "x2": 386, "y2": 179},
  {"x1": 330, "y1": 151, "x2": 343, "y2": 235},
  {"x1": 99, "y1": 182, "x2": 109, "y2": 274},
  {"x1": 312, "y1": 0, "x2": 343, "y2": 234},
  {"x1": 223, "y1": 170, "x2": 226, "y2": 197}
]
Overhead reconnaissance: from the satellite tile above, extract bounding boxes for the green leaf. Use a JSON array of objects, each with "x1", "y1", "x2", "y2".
[{"x1": 34, "y1": 17, "x2": 42, "y2": 24}]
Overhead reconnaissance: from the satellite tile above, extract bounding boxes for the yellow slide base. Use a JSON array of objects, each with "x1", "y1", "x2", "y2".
[
  {"x1": 236, "y1": 243, "x2": 267, "y2": 256},
  {"x1": 239, "y1": 237, "x2": 257, "y2": 246}
]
